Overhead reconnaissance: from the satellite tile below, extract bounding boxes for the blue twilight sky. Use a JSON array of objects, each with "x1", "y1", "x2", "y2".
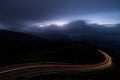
[
  {"x1": 0, "y1": 0, "x2": 120, "y2": 28},
  {"x1": 0, "y1": 0, "x2": 120, "y2": 42}
]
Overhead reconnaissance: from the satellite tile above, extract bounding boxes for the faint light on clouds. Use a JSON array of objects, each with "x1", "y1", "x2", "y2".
[
  {"x1": 36, "y1": 20, "x2": 69, "y2": 27},
  {"x1": 84, "y1": 11, "x2": 120, "y2": 25}
]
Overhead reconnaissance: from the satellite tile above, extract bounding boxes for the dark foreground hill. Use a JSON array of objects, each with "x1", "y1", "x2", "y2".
[
  {"x1": 0, "y1": 30, "x2": 47, "y2": 66},
  {"x1": 0, "y1": 30, "x2": 105, "y2": 66},
  {"x1": 0, "y1": 30, "x2": 48, "y2": 46},
  {"x1": 1, "y1": 30, "x2": 120, "y2": 80}
]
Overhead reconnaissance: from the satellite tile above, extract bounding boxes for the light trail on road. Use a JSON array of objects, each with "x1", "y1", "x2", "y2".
[{"x1": 0, "y1": 50, "x2": 112, "y2": 80}]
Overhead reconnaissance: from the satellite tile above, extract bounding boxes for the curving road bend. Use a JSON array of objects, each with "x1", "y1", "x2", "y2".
[{"x1": 0, "y1": 50, "x2": 112, "y2": 80}]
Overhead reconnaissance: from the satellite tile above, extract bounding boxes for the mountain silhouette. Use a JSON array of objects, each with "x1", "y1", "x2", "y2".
[{"x1": 0, "y1": 30, "x2": 46, "y2": 43}]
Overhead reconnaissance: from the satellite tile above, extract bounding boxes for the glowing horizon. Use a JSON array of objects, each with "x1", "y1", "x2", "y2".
[{"x1": 37, "y1": 21, "x2": 69, "y2": 27}]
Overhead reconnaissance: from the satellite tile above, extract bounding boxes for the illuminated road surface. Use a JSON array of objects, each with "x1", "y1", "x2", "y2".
[{"x1": 0, "y1": 50, "x2": 112, "y2": 80}]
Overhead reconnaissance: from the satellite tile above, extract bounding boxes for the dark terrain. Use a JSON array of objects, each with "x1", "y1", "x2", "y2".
[
  {"x1": 0, "y1": 30, "x2": 120, "y2": 80},
  {"x1": 0, "y1": 30, "x2": 105, "y2": 66}
]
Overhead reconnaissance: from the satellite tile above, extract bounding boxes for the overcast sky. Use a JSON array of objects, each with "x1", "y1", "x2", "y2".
[{"x1": 0, "y1": 0, "x2": 120, "y2": 41}]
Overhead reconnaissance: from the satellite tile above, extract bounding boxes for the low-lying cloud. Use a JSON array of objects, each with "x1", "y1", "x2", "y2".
[{"x1": 18, "y1": 20, "x2": 119, "y2": 42}]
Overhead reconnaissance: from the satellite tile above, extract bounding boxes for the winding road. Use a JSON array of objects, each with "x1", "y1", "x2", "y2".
[{"x1": 0, "y1": 50, "x2": 112, "y2": 80}]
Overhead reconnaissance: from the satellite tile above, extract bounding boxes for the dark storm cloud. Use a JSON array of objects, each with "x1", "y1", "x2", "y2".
[
  {"x1": 0, "y1": 0, "x2": 120, "y2": 28},
  {"x1": 0, "y1": 0, "x2": 65, "y2": 27},
  {"x1": 0, "y1": 0, "x2": 65, "y2": 20}
]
